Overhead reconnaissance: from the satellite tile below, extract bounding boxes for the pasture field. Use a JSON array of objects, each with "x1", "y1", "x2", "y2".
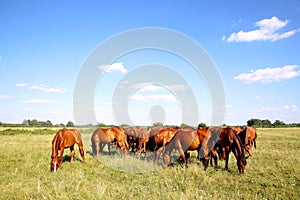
[{"x1": 0, "y1": 128, "x2": 299, "y2": 199}]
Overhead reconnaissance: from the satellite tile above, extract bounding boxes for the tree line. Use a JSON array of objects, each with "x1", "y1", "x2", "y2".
[
  {"x1": 0, "y1": 119, "x2": 75, "y2": 127},
  {"x1": 0, "y1": 118, "x2": 299, "y2": 128},
  {"x1": 247, "y1": 119, "x2": 300, "y2": 128}
]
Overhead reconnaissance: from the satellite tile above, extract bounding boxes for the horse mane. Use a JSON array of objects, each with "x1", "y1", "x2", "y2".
[{"x1": 232, "y1": 130, "x2": 246, "y2": 162}]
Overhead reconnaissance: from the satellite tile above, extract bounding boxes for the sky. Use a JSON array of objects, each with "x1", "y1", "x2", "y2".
[{"x1": 0, "y1": 0, "x2": 300, "y2": 126}]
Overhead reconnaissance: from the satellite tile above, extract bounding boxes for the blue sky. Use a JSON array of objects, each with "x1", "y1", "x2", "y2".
[{"x1": 1, "y1": 0, "x2": 300, "y2": 125}]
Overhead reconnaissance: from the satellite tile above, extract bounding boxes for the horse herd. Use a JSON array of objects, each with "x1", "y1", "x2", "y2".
[{"x1": 51, "y1": 125, "x2": 257, "y2": 174}]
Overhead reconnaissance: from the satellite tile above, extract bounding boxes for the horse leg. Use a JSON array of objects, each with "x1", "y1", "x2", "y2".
[
  {"x1": 70, "y1": 145, "x2": 75, "y2": 162},
  {"x1": 177, "y1": 145, "x2": 187, "y2": 167},
  {"x1": 155, "y1": 147, "x2": 164, "y2": 164},
  {"x1": 225, "y1": 150, "x2": 230, "y2": 172}
]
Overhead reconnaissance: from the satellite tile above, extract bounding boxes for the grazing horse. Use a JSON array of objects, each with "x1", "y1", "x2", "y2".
[
  {"x1": 91, "y1": 126, "x2": 128, "y2": 158},
  {"x1": 51, "y1": 129, "x2": 85, "y2": 172},
  {"x1": 211, "y1": 127, "x2": 247, "y2": 174},
  {"x1": 231, "y1": 126, "x2": 243, "y2": 134},
  {"x1": 147, "y1": 127, "x2": 179, "y2": 163},
  {"x1": 124, "y1": 127, "x2": 149, "y2": 155},
  {"x1": 238, "y1": 126, "x2": 257, "y2": 156},
  {"x1": 163, "y1": 127, "x2": 213, "y2": 169}
]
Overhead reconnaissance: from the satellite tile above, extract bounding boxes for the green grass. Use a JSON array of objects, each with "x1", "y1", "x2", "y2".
[{"x1": 0, "y1": 128, "x2": 299, "y2": 199}]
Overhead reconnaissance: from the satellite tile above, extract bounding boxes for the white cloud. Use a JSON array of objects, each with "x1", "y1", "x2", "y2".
[
  {"x1": 29, "y1": 84, "x2": 66, "y2": 93},
  {"x1": 130, "y1": 94, "x2": 176, "y2": 102},
  {"x1": 139, "y1": 84, "x2": 164, "y2": 92},
  {"x1": 234, "y1": 65, "x2": 300, "y2": 84},
  {"x1": 99, "y1": 62, "x2": 128, "y2": 74},
  {"x1": 252, "y1": 95, "x2": 261, "y2": 100},
  {"x1": 16, "y1": 83, "x2": 28, "y2": 87},
  {"x1": 224, "y1": 16, "x2": 299, "y2": 42},
  {"x1": 0, "y1": 95, "x2": 11, "y2": 100},
  {"x1": 167, "y1": 84, "x2": 188, "y2": 91},
  {"x1": 21, "y1": 99, "x2": 60, "y2": 104},
  {"x1": 131, "y1": 83, "x2": 188, "y2": 92}
]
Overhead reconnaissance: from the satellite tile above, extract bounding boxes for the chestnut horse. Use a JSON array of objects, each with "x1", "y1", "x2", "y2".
[
  {"x1": 237, "y1": 126, "x2": 257, "y2": 156},
  {"x1": 163, "y1": 127, "x2": 213, "y2": 169},
  {"x1": 211, "y1": 127, "x2": 247, "y2": 174},
  {"x1": 51, "y1": 129, "x2": 85, "y2": 172},
  {"x1": 147, "y1": 127, "x2": 179, "y2": 163},
  {"x1": 124, "y1": 127, "x2": 149, "y2": 154},
  {"x1": 91, "y1": 126, "x2": 128, "y2": 158}
]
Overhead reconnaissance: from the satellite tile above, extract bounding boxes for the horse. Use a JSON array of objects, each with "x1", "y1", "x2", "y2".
[
  {"x1": 163, "y1": 127, "x2": 214, "y2": 169},
  {"x1": 51, "y1": 129, "x2": 85, "y2": 172},
  {"x1": 147, "y1": 127, "x2": 179, "y2": 163},
  {"x1": 91, "y1": 126, "x2": 128, "y2": 158},
  {"x1": 124, "y1": 127, "x2": 149, "y2": 156},
  {"x1": 210, "y1": 127, "x2": 247, "y2": 174},
  {"x1": 237, "y1": 126, "x2": 257, "y2": 156},
  {"x1": 231, "y1": 126, "x2": 243, "y2": 134}
]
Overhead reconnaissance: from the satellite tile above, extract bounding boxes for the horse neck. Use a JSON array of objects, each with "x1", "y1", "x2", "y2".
[{"x1": 51, "y1": 133, "x2": 60, "y2": 159}]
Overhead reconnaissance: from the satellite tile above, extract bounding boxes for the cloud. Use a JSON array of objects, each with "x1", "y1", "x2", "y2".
[
  {"x1": 224, "y1": 16, "x2": 299, "y2": 42},
  {"x1": 16, "y1": 83, "x2": 66, "y2": 93},
  {"x1": 131, "y1": 83, "x2": 188, "y2": 92},
  {"x1": 234, "y1": 65, "x2": 300, "y2": 83},
  {"x1": 251, "y1": 95, "x2": 261, "y2": 100},
  {"x1": 99, "y1": 62, "x2": 128, "y2": 74},
  {"x1": 130, "y1": 94, "x2": 176, "y2": 102},
  {"x1": 16, "y1": 83, "x2": 28, "y2": 87},
  {"x1": 21, "y1": 99, "x2": 60, "y2": 104},
  {"x1": 139, "y1": 84, "x2": 164, "y2": 92},
  {"x1": 0, "y1": 95, "x2": 11, "y2": 100},
  {"x1": 29, "y1": 84, "x2": 66, "y2": 93}
]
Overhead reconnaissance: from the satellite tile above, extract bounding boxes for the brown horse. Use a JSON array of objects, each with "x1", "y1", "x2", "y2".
[
  {"x1": 147, "y1": 127, "x2": 179, "y2": 163},
  {"x1": 163, "y1": 127, "x2": 213, "y2": 169},
  {"x1": 91, "y1": 126, "x2": 128, "y2": 158},
  {"x1": 237, "y1": 126, "x2": 257, "y2": 156},
  {"x1": 124, "y1": 127, "x2": 149, "y2": 156},
  {"x1": 231, "y1": 126, "x2": 243, "y2": 134},
  {"x1": 51, "y1": 129, "x2": 85, "y2": 172},
  {"x1": 211, "y1": 127, "x2": 247, "y2": 174}
]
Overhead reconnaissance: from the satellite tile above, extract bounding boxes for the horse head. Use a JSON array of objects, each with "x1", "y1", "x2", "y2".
[{"x1": 238, "y1": 157, "x2": 247, "y2": 174}]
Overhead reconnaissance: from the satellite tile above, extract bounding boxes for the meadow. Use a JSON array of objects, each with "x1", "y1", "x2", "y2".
[{"x1": 0, "y1": 127, "x2": 299, "y2": 199}]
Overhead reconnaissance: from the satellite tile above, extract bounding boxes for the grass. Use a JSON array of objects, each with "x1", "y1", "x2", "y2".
[{"x1": 0, "y1": 128, "x2": 299, "y2": 199}]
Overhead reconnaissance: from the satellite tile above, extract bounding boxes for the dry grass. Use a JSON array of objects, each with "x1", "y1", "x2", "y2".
[{"x1": 0, "y1": 128, "x2": 299, "y2": 199}]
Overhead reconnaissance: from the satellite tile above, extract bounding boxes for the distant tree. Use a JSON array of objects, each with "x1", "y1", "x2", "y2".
[
  {"x1": 66, "y1": 121, "x2": 74, "y2": 127},
  {"x1": 46, "y1": 120, "x2": 53, "y2": 127},
  {"x1": 30, "y1": 119, "x2": 40, "y2": 127},
  {"x1": 98, "y1": 123, "x2": 107, "y2": 127},
  {"x1": 152, "y1": 122, "x2": 164, "y2": 127},
  {"x1": 22, "y1": 119, "x2": 30, "y2": 126},
  {"x1": 59, "y1": 123, "x2": 65, "y2": 127},
  {"x1": 180, "y1": 123, "x2": 189, "y2": 128},
  {"x1": 261, "y1": 119, "x2": 272, "y2": 128},
  {"x1": 198, "y1": 122, "x2": 207, "y2": 128},
  {"x1": 247, "y1": 119, "x2": 261, "y2": 127},
  {"x1": 120, "y1": 124, "x2": 129, "y2": 128},
  {"x1": 273, "y1": 120, "x2": 285, "y2": 127}
]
